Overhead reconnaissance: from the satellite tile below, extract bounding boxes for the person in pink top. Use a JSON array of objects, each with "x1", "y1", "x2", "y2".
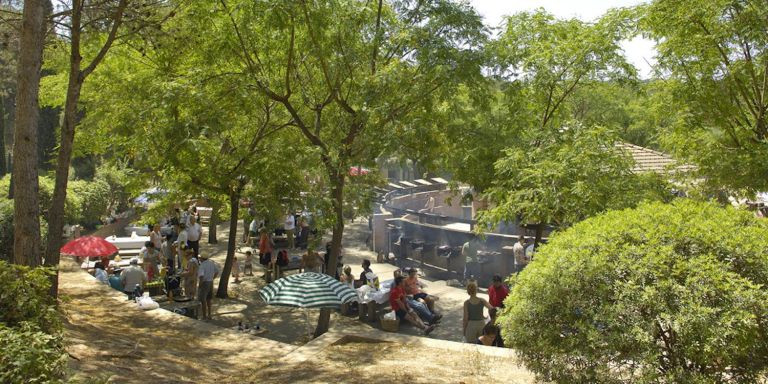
[{"x1": 404, "y1": 268, "x2": 438, "y2": 312}]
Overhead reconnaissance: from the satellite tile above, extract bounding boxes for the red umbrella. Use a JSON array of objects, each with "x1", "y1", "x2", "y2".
[
  {"x1": 60, "y1": 236, "x2": 119, "y2": 258},
  {"x1": 349, "y1": 166, "x2": 370, "y2": 176}
]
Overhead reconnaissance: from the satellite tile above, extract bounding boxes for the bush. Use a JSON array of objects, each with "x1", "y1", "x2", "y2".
[
  {"x1": 0, "y1": 261, "x2": 65, "y2": 383},
  {"x1": 500, "y1": 200, "x2": 768, "y2": 383},
  {"x1": 70, "y1": 178, "x2": 110, "y2": 229},
  {"x1": 0, "y1": 323, "x2": 66, "y2": 383}
]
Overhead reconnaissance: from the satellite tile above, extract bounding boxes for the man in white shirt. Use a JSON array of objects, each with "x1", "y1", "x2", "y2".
[
  {"x1": 186, "y1": 216, "x2": 203, "y2": 258},
  {"x1": 513, "y1": 235, "x2": 528, "y2": 273},
  {"x1": 284, "y1": 213, "x2": 296, "y2": 249},
  {"x1": 176, "y1": 223, "x2": 189, "y2": 264},
  {"x1": 197, "y1": 254, "x2": 220, "y2": 320},
  {"x1": 120, "y1": 258, "x2": 147, "y2": 300}
]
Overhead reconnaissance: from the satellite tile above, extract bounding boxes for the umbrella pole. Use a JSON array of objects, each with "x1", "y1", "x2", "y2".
[{"x1": 305, "y1": 308, "x2": 312, "y2": 339}]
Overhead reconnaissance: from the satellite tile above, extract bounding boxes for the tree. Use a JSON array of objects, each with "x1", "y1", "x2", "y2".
[
  {"x1": 499, "y1": 200, "x2": 768, "y2": 383},
  {"x1": 74, "y1": 22, "x2": 296, "y2": 298},
  {"x1": 479, "y1": 124, "x2": 670, "y2": 244},
  {"x1": 40, "y1": 0, "x2": 127, "y2": 289},
  {"x1": 214, "y1": 0, "x2": 485, "y2": 336},
  {"x1": 11, "y1": 0, "x2": 48, "y2": 266},
  {"x1": 471, "y1": 9, "x2": 640, "y2": 242},
  {"x1": 640, "y1": 0, "x2": 768, "y2": 194}
]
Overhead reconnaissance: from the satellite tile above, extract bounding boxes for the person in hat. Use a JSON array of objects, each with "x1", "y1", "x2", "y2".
[
  {"x1": 487, "y1": 274, "x2": 509, "y2": 308},
  {"x1": 120, "y1": 258, "x2": 147, "y2": 300},
  {"x1": 197, "y1": 253, "x2": 220, "y2": 320}
]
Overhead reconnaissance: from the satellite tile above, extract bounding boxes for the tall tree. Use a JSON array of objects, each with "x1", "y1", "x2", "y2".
[
  {"x1": 640, "y1": 0, "x2": 768, "y2": 195},
  {"x1": 477, "y1": 9, "x2": 638, "y2": 243},
  {"x1": 214, "y1": 0, "x2": 485, "y2": 336},
  {"x1": 41, "y1": 0, "x2": 175, "y2": 296},
  {"x1": 11, "y1": 0, "x2": 48, "y2": 266}
]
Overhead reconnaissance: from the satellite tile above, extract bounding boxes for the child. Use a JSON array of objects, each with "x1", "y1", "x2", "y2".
[
  {"x1": 244, "y1": 251, "x2": 253, "y2": 276},
  {"x1": 232, "y1": 256, "x2": 241, "y2": 283}
]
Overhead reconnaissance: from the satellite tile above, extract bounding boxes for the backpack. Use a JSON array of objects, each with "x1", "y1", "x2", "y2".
[{"x1": 276, "y1": 249, "x2": 289, "y2": 267}]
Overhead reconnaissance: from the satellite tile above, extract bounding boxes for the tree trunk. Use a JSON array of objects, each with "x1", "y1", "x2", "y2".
[
  {"x1": 43, "y1": 32, "x2": 84, "y2": 296},
  {"x1": 11, "y1": 0, "x2": 46, "y2": 266},
  {"x1": 0, "y1": 96, "x2": 7, "y2": 177},
  {"x1": 314, "y1": 174, "x2": 345, "y2": 337},
  {"x1": 207, "y1": 202, "x2": 219, "y2": 244},
  {"x1": 216, "y1": 190, "x2": 239, "y2": 298}
]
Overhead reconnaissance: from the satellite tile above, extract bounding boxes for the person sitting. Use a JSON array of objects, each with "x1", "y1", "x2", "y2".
[
  {"x1": 120, "y1": 258, "x2": 147, "y2": 300},
  {"x1": 487, "y1": 274, "x2": 509, "y2": 308},
  {"x1": 389, "y1": 276, "x2": 435, "y2": 335},
  {"x1": 340, "y1": 265, "x2": 355, "y2": 288},
  {"x1": 93, "y1": 262, "x2": 109, "y2": 284},
  {"x1": 487, "y1": 307, "x2": 504, "y2": 347},
  {"x1": 396, "y1": 270, "x2": 441, "y2": 325},
  {"x1": 359, "y1": 259, "x2": 373, "y2": 285},
  {"x1": 476, "y1": 323, "x2": 500, "y2": 346},
  {"x1": 404, "y1": 268, "x2": 438, "y2": 313}
]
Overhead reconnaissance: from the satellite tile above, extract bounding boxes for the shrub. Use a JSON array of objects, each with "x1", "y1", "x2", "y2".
[
  {"x1": 70, "y1": 178, "x2": 110, "y2": 229},
  {"x1": 499, "y1": 200, "x2": 768, "y2": 383},
  {"x1": 0, "y1": 323, "x2": 66, "y2": 383},
  {"x1": 0, "y1": 261, "x2": 65, "y2": 383}
]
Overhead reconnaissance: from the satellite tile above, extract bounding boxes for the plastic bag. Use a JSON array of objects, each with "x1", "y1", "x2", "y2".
[
  {"x1": 136, "y1": 295, "x2": 159, "y2": 310},
  {"x1": 383, "y1": 311, "x2": 396, "y2": 320}
]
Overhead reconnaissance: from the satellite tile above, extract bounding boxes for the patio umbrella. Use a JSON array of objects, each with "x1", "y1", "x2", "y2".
[
  {"x1": 60, "y1": 236, "x2": 119, "y2": 258},
  {"x1": 260, "y1": 272, "x2": 358, "y2": 338},
  {"x1": 259, "y1": 272, "x2": 358, "y2": 308}
]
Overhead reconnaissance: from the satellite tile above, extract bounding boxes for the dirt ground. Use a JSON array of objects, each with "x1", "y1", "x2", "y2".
[{"x1": 236, "y1": 338, "x2": 534, "y2": 384}]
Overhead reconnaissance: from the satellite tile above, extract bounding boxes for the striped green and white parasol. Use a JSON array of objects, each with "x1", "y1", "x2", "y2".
[{"x1": 259, "y1": 272, "x2": 358, "y2": 308}]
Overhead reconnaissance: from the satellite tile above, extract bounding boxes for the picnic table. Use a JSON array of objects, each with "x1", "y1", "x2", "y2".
[
  {"x1": 106, "y1": 235, "x2": 150, "y2": 250},
  {"x1": 356, "y1": 279, "x2": 394, "y2": 322}
]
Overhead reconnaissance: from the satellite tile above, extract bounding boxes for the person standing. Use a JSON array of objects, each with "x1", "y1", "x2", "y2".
[
  {"x1": 284, "y1": 213, "x2": 296, "y2": 249},
  {"x1": 186, "y1": 216, "x2": 203, "y2": 258},
  {"x1": 197, "y1": 253, "x2": 220, "y2": 320},
  {"x1": 149, "y1": 223, "x2": 163, "y2": 250},
  {"x1": 181, "y1": 250, "x2": 198, "y2": 299},
  {"x1": 487, "y1": 274, "x2": 509, "y2": 308},
  {"x1": 462, "y1": 234, "x2": 480, "y2": 283},
  {"x1": 140, "y1": 241, "x2": 161, "y2": 281},
  {"x1": 462, "y1": 281, "x2": 493, "y2": 343},
  {"x1": 513, "y1": 235, "x2": 528, "y2": 273}
]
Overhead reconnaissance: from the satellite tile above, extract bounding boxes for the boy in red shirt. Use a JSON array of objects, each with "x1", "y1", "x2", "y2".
[
  {"x1": 390, "y1": 276, "x2": 435, "y2": 335},
  {"x1": 487, "y1": 274, "x2": 509, "y2": 308}
]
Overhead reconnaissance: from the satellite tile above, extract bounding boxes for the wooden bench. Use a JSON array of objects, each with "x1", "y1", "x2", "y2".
[{"x1": 262, "y1": 260, "x2": 303, "y2": 283}]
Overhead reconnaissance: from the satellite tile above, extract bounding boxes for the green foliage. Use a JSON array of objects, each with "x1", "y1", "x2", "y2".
[
  {"x1": 69, "y1": 178, "x2": 110, "y2": 229},
  {"x1": 499, "y1": 200, "x2": 768, "y2": 383},
  {"x1": 0, "y1": 199, "x2": 13, "y2": 262},
  {"x1": 0, "y1": 323, "x2": 66, "y2": 384},
  {"x1": 0, "y1": 261, "x2": 65, "y2": 383},
  {"x1": 479, "y1": 125, "x2": 670, "y2": 229},
  {"x1": 640, "y1": 0, "x2": 768, "y2": 193}
]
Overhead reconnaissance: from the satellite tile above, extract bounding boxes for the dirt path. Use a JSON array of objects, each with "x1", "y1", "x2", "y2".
[{"x1": 61, "y1": 260, "x2": 295, "y2": 383}]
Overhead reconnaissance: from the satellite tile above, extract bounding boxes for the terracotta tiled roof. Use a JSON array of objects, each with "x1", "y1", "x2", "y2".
[{"x1": 616, "y1": 143, "x2": 695, "y2": 174}]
